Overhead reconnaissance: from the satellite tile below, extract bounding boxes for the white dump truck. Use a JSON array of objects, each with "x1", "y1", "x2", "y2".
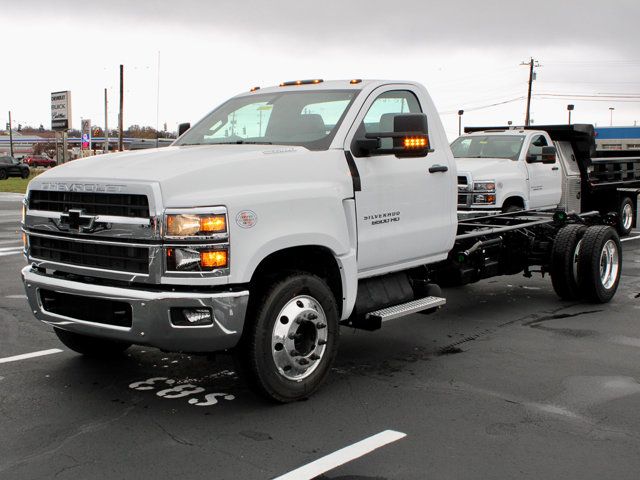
[
  {"x1": 453, "y1": 125, "x2": 640, "y2": 235},
  {"x1": 21, "y1": 80, "x2": 623, "y2": 402}
]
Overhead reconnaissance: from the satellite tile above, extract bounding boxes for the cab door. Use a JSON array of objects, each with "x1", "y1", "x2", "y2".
[
  {"x1": 345, "y1": 86, "x2": 456, "y2": 275},
  {"x1": 525, "y1": 134, "x2": 562, "y2": 208}
]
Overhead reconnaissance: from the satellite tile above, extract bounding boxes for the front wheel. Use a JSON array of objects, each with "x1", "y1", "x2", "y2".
[
  {"x1": 21, "y1": 169, "x2": 29, "y2": 179},
  {"x1": 577, "y1": 226, "x2": 622, "y2": 303},
  {"x1": 54, "y1": 328, "x2": 131, "y2": 356},
  {"x1": 235, "y1": 273, "x2": 340, "y2": 403},
  {"x1": 0, "y1": 169, "x2": 7, "y2": 180}
]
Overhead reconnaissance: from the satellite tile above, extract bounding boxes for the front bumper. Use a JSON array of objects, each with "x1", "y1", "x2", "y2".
[{"x1": 22, "y1": 266, "x2": 249, "y2": 353}]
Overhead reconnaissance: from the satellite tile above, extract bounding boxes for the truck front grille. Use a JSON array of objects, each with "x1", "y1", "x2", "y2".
[
  {"x1": 39, "y1": 289, "x2": 133, "y2": 328},
  {"x1": 30, "y1": 236, "x2": 149, "y2": 274},
  {"x1": 29, "y1": 191, "x2": 149, "y2": 218}
]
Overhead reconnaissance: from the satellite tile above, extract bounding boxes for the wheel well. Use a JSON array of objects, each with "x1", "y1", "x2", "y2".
[
  {"x1": 250, "y1": 246, "x2": 343, "y2": 312},
  {"x1": 502, "y1": 196, "x2": 525, "y2": 210}
]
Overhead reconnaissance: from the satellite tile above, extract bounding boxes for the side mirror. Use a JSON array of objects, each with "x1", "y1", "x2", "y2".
[
  {"x1": 541, "y1": 146, "x2": 557, "y2": 164},
  {"x1": 356, "y1": 113, "x2": 432, "y2": 158},
  {"x1": 178, "y1": 122, "x2": 191, "y2": 137}
]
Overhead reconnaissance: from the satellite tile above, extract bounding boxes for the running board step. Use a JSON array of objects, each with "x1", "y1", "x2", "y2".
[{"x1": 366, "y1": 296, "x2": 446, "y2": 323}]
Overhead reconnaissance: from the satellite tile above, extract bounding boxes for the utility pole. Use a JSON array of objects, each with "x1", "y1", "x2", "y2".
[
  {"x1": 520, "y1": 58, "x2": 539, "y2": 126},
  {"x1": 104, "y1": 88, "x2": 109, "y2": 153},
  {"x1": 567, "y1": 104, "x2": 574, "y2": 125},
  {"x1": 118, "y1": 64, "x2": 124, "y2": 151},
  {"x1": 609, "y1": 107, "x2": 615, "y2": 126},
  {"x1": 458, "y1": 110, "x2": 464, "y2": 136},
  {"x1": 7, "y1": 111, "x2": 14, "y2": 157}
]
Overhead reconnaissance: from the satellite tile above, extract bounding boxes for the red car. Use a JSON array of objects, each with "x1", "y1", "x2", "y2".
[{"x1": 23, "y1": 155, "x2": 57, "y2": 168}]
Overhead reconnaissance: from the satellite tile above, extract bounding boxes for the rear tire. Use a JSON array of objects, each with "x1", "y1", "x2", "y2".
[
  {"x1": 21, "y1": 169, "x2": 29, "y2": 179},
  {"x1": 234, "y1": 273, "x2": 339, "y2": 403},
  {"x1": 577, "y1": 226, "x2": 622, "y2": 303},
  {"x1": 54, "y1": 328, "x2": 131, "y2": 356},
  {"x1": 550, "y1": 224, "x2": 586, "y2": 300},
  {"x1": 617, "y1": 197, "x2": 634, "y2": 236},
  {"x1": 0, "y1": 169, "x2": 7, "y2": 180}
]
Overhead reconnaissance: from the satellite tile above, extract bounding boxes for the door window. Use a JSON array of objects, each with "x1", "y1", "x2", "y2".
[{"x1": 356, "y1": 90, "x2": 422, "y2": 151}]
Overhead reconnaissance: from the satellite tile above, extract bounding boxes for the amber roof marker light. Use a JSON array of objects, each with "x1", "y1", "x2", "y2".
[
  {"x1": 350, "y1": 79, "x2": 362, "y2": 84},
  {"x1": 279, "y1": 79, "x2": 324, "y2": 87},
  {"x1": 250, "y1": 86, "x2": 260, "y2": 92}
]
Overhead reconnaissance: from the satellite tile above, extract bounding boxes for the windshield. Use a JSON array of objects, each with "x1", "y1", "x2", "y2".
[
  {"x1": 175, "y1": 89, "x2": 359, "y2": 150},
  {"x1": 451, "y1": 135, "x2": 525, "y2": 160}
]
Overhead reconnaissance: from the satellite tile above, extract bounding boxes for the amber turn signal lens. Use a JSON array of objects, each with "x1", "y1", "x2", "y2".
[
  {"x1": 403, "y1": 136, "x2": 428, "y2": 149},
  {"x1": 200, "y1": 250, "x2": 228, "y2": 269},
  {"x1": 200, "y1": 215, "x2": 226, "y2": 233}
]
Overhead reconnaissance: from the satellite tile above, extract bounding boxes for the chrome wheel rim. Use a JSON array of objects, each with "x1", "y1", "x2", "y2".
[
  {"x1": 599, "y1": 239, "x2": 619, "y2": 290},
  {"x1": 622, "y1": 203, "x2": 633, "y2": 231},
  {"x1": 271, "y1": 295, "x2": 328, "y2": 381}
]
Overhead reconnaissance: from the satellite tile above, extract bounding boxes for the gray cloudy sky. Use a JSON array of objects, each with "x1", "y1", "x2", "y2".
[{"x1": 3, "y1": 0, "x2": 640, "y2": 140}]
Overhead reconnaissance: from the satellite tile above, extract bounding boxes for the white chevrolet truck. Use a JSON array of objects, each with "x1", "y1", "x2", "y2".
[
  {"x1": 22, "y1": 80, "x2": 624, "y2": 402},
  {"x1": 453, "y1": 125, "x2": 640, "y2": 236}
]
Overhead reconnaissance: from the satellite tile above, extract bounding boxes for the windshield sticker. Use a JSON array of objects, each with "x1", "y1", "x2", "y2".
[{"x1": 236, "y1": 210, "x2": 258, "y2": 228}]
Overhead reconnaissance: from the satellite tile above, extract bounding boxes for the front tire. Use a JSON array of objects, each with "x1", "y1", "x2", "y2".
[
  {"x1": 21, "y1": 169, "x2": 29, "y2": 179},
  {"x1": 0, "y1": 169, "x2": 7, "y2": 180},
  {"x1": 577, "y1": 226, "x2": 622, "y2": 303},
  {"x1": 54, "y1": 328, "x2": 131, "y2": 356},
  {"x1": 235, "y1": 273, "x2": 340, "y2": 403}
]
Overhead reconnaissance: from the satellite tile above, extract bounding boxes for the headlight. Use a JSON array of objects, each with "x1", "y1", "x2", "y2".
[
  {"x1": 166, "y1": 213, "x2": 226, "y2": 237},
  {"x1": 166, "y1": 246, "x2": 228, "y2": 271},
  {"x1": 474, "y1": 181, "x2": 496, "y2": 192},
  {"x1": 473, "y1": 194, "x2": 496, "y2": 205}
]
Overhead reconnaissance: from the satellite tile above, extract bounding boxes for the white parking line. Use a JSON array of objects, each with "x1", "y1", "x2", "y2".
[
  {"x1": 0, "y1": 248, "x2": 22, "y2": 257},
  {"x1": 0, "y1": 349, "x2": 63, "y2": 364},
  {"x1": 621, "y1": 234, "x2": 640, "y2": 243},
  {"x1": 272, "y1": 430, "x2": 406, "y2": 480}
]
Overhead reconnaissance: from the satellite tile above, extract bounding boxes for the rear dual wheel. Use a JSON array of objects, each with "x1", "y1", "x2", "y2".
[
  {"x1": 617, "y1": 197, "x2": 634, "y2": 236},
  {"x1": 551, "y1": 225, "x2": 621, "y2": 303}
]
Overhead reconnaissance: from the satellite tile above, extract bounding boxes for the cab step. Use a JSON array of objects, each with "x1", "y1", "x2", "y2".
[{"x1": 366, "y1": 296, "x2": 446, "y2": 323}]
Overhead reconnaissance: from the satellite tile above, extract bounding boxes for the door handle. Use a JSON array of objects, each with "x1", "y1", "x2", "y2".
[
  {"x1": 552, "y1": 167, "x2": 559, "y2": 171},
  {"x1": 429, "y1": 164, "x2": 448, "y2": 174}
]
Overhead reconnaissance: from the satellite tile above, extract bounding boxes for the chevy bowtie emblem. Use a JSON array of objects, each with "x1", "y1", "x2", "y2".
[{"x1": 59, "y1": 209, "x2": 97, "y2": 232}]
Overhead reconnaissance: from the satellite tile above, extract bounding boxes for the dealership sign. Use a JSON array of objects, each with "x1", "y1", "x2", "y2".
[{"x1": 51, "y1": 91, "x2": 72, "y2": 131}]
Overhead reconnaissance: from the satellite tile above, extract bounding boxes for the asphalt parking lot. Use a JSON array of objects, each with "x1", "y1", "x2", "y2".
[{"x1": 2, "y1": 193, "x2": 640, "y2": 480}]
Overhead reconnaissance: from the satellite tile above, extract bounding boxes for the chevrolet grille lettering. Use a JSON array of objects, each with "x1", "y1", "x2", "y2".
[{"x1": 40, "y1": 182, "x2": 125, "y2": 193}]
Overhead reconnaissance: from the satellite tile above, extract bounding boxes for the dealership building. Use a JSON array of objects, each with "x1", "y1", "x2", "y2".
[{"x1": 595, "y1": 126, "x2": 640, "y2": 151}]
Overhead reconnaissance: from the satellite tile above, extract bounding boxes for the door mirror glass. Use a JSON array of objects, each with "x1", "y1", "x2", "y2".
[
  {"x1": 541, "y1": 146, "x2": 557, "y2": 164},
  {"x1": 178, "y1": 122, "x2": 191, "y2": 137},
  {"x1": 356, "y1": 113, "x2": 431, "y2": 158}
]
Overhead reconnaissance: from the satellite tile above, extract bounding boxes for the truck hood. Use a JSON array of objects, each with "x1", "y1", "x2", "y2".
[
  {"x1": 455, "y1": 157, "x2": 516, "y2": 180},
  {"x1": 29, "y1": 145, "x2": 349, "y2": 208}
]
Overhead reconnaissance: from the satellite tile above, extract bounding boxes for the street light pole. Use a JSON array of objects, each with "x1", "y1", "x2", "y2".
[
  {"x1": 7, "y1": 111, "x2": 14, "y2": 157},
  {"x1": 609, "y1": 107, "x2": 615, "y2": 126},
  {"x1": 458, "y1": 110, "x2": 464, "y2": 136},
  {"x1": 567, "y1": 104, "x2": 574, "y2": 125}
]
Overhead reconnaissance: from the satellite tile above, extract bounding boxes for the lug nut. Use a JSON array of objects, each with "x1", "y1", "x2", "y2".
[
  {"x1": 288, "y1": 333, "x2": 301, "y2": 340},
  {"x1": 316, "y1": 323, "x2": 326, "y2": 329},
  {"x1": 318, "y1": 339, "x2": 327, "y2": 346},
  {"x1": 298, "y1": 358, "x2": 309, "y2": 366},
  {"x1": 290, "y1": 349, "x2": 300, "y2": 357},
  {"x1": 308, "y1": 313, "x2": 318, "y2": 320},
  {"x1": 309, "y1": 354, "x2": 320, "y2": 360}
]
